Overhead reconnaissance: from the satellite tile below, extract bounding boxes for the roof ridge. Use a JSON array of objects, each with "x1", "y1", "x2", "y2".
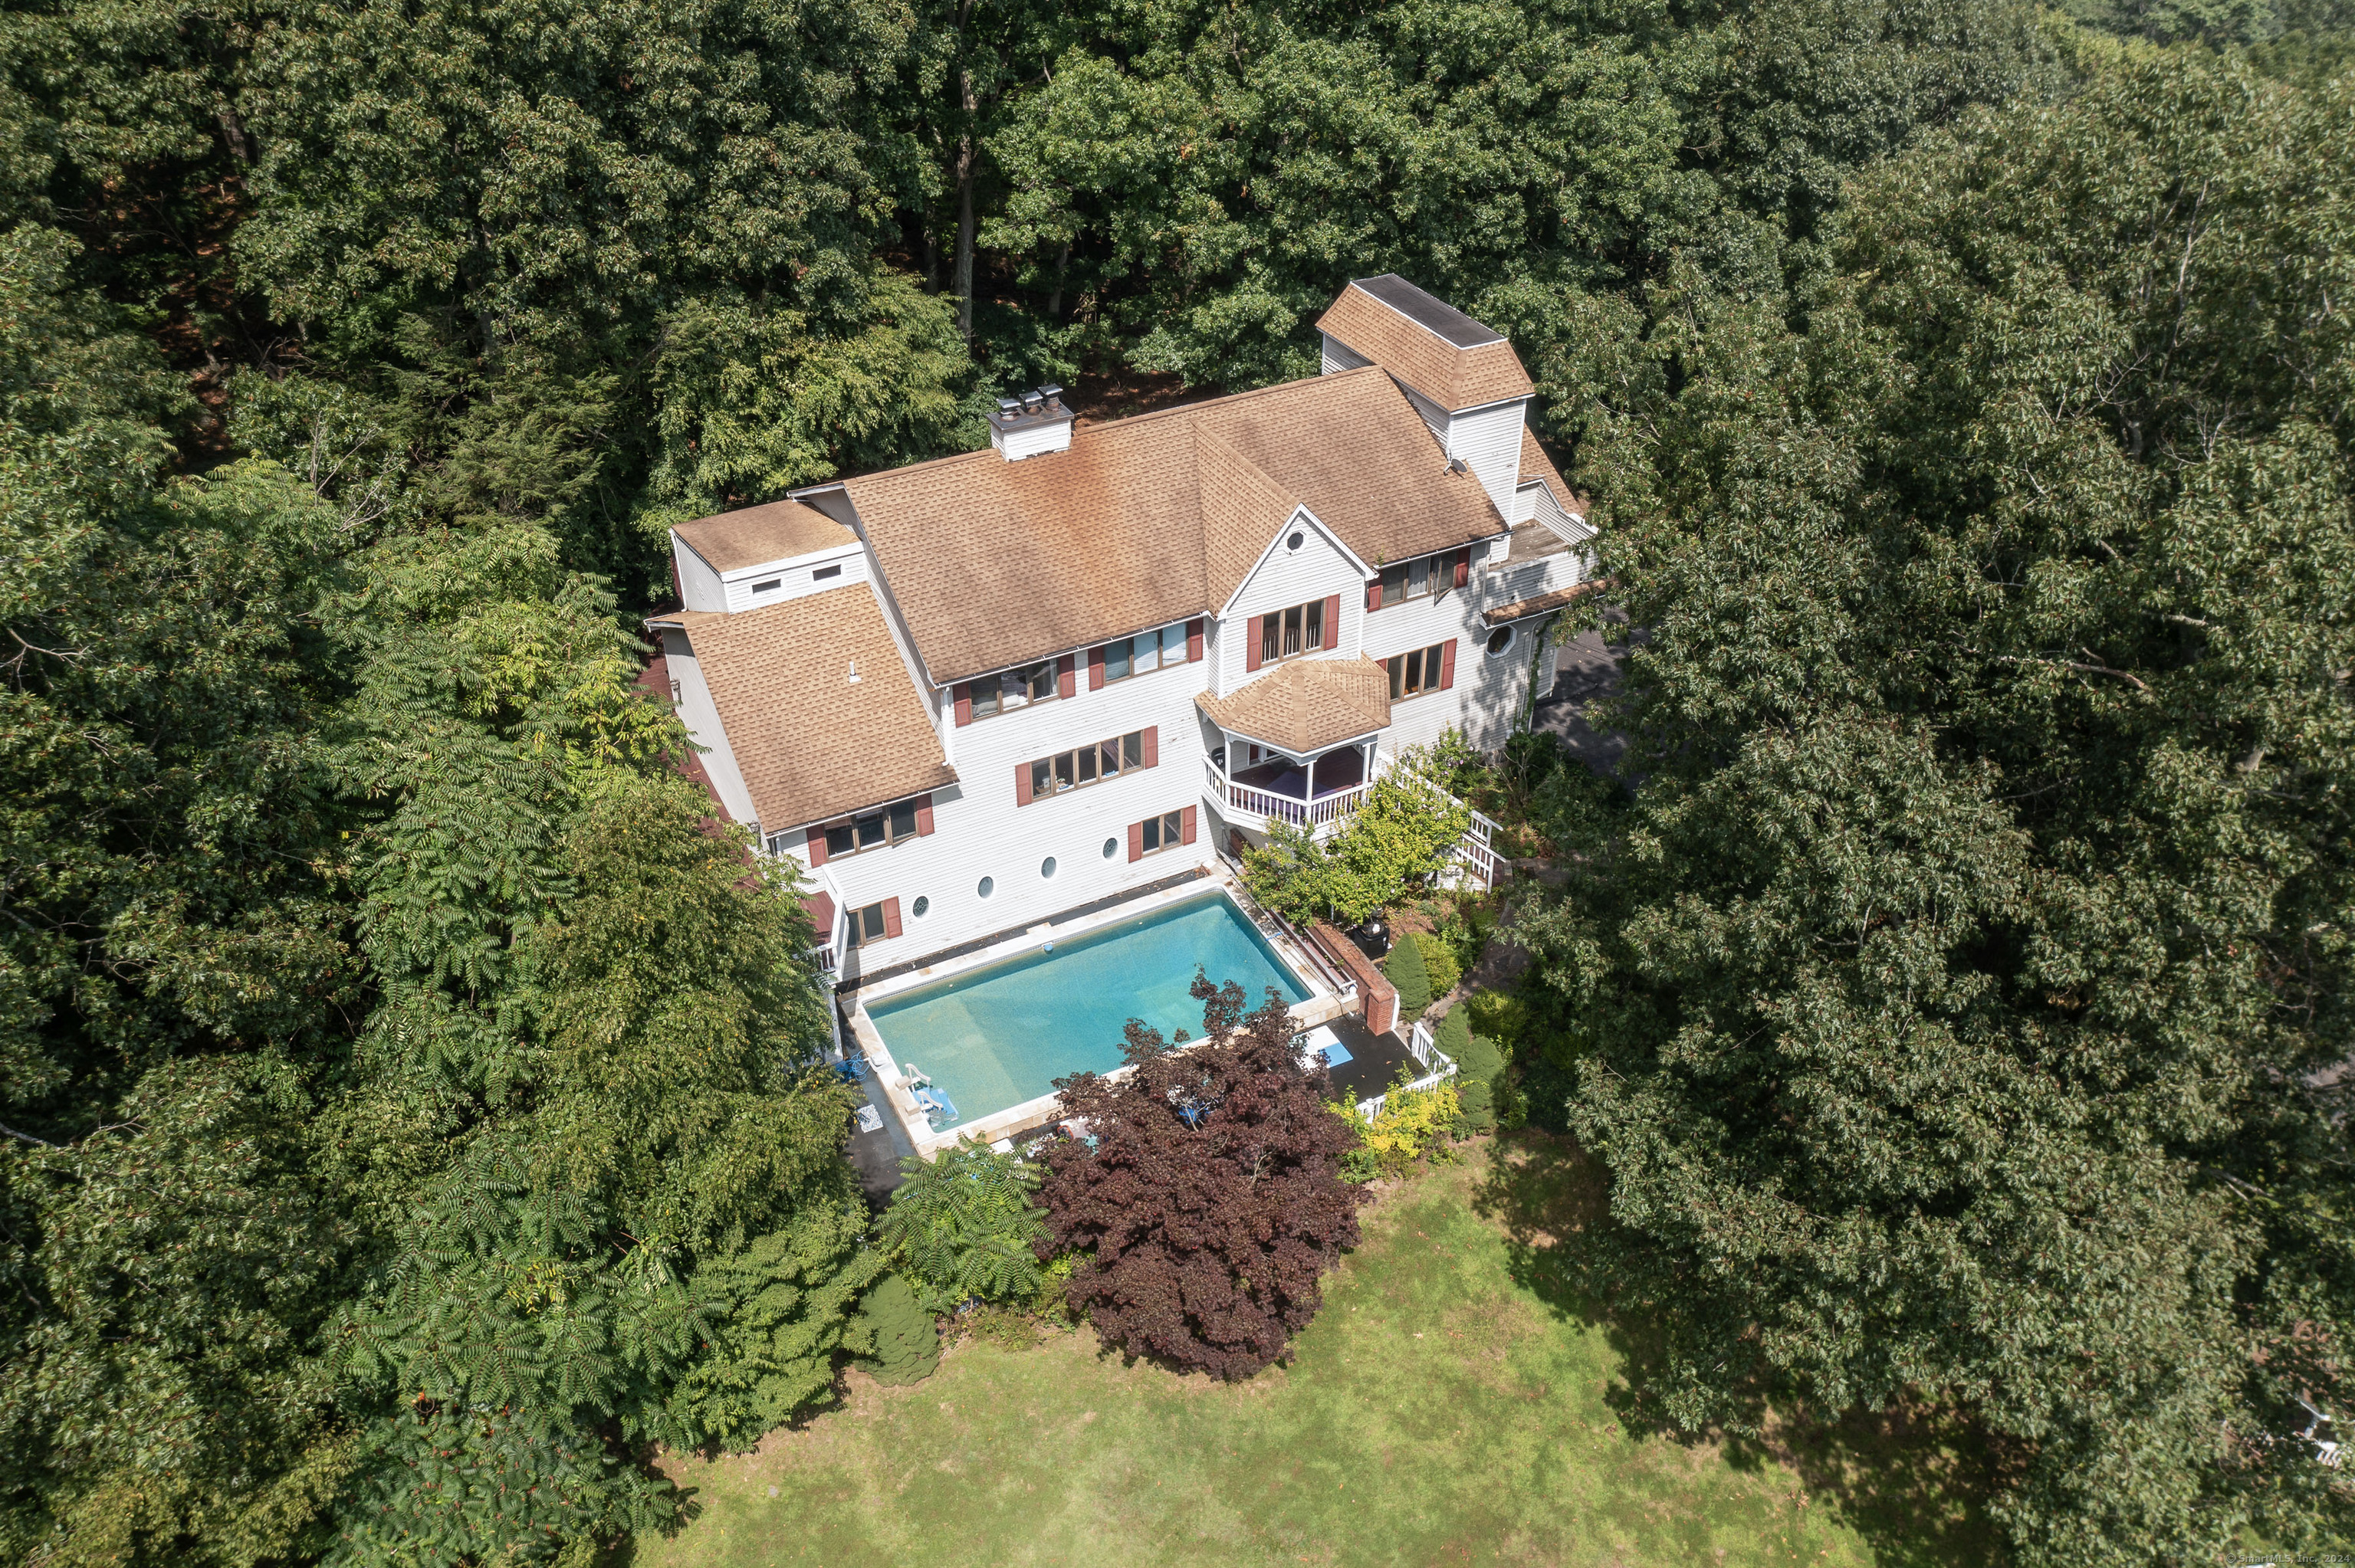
[{"x1": 829, "y1": 366, "x2": 1394, "y2": 492}]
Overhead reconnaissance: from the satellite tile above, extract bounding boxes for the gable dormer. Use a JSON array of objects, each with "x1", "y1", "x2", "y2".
[{"x1": 1315, "y1": 275, "x2": 1533, "y2": 519}]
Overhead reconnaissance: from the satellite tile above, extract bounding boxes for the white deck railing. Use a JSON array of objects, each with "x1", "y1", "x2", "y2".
[
  {"x1": 1355, "y1": 1017, "x2": 1459, "y2": 1120},
  {"x1": 1205, "y1": 757, "x2": 1372, "y2": 831},
  {"x1": 1207, "y1": 754, "x2": 1501, "y2": 890}
]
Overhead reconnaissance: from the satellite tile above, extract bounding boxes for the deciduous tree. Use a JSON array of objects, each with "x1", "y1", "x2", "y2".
[
  {"x1": 1522, "y1": 48, "x2": 2355, "y2": 1563},
  {"x1": 1036, "y1": 974, "x2": 1362, "y2": 1379}
]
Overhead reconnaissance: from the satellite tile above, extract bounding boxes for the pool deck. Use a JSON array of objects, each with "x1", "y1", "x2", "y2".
[
  {"x1": 845, "y1": 862, "x2": 1354, "y2": 1160},
  {"x1": 1312, "y1": 1013, "x2": 1421, "y2": 1104}
]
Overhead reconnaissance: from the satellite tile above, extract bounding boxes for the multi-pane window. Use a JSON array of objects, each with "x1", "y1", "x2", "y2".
[
  {"x1": 1138, "y1": 810, "x2": 1184, "y2": 855},
  {"x1": 1385, "y1": 642, "x2": 1450, "y2": 700},
  {"x1": 1029, "y1": 730, "x2": 1147, "y2": 801},
  {"x1": 823, "y1": 797, "x2": 920, "y2": 858},
  {"x1": 842, "y1": 900, "x2": 888, "y2": 949},
  {"x1": 1258, "y1": 599, "x2": 1326, "y2": 664},
  {"x1": 969, "y1": 659, "x2": 1058, "y2": 720},
  {"x1": 1102, "y1": 622, "x2": 1187, "y2": 682},
  {"x1": 1377, "y1": 553, "x2": 1451, "y2": 608}
]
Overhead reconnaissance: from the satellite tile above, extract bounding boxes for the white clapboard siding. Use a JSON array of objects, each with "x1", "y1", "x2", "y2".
[
  {"x1": 658, "y1": 628, "x2": 758, "y2": 824},
  {"x1": 1217, "y1": 513, "x2": 1368, "y2": 696},
  {"x1": 719, "y1": 544, "x2": 870, "y2": 614},
  {"x1": 800, "y1": 641, "x2": 1215, "y2": 974},
  {"x1": 674, "y1": 538, "x2": 725, "y2": 611},
  {"x1": 1321, "y1": 333, "x2": 1373, "y2": 376},
  {"x1": 1444, "y1": 401, "x2": 1528, "y2": 520}
]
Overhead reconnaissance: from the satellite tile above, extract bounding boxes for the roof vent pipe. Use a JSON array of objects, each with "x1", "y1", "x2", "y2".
[{"x1": 988, "y1": 384, "x2": 1076, "y2": 461}]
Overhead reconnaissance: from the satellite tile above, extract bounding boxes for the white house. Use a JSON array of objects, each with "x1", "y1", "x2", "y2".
[{"x1": 649, "y1": 275, "x2": 1595, "y2": 982}]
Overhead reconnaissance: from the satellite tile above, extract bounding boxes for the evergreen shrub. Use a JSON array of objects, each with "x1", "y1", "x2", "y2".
[
  {"x1": 1434, "y1": 1009, "x2": 1506, "y2": 1134},
  {"x1": 1384, "y1": 930, "x2": 1432, "y2": 1020}
]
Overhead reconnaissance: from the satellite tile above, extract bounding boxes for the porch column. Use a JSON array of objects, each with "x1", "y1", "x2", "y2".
[{"x1": 1305, "y1": 750, "x2": 1317, "y2": 801}]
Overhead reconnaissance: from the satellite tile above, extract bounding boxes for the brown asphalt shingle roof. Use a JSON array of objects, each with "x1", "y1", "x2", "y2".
[
  {"x1": 1518, "y1": 428, "x2": 1573, "y2": 506},
  {"x1": 653, "y1": 591, "x2": 954, "y2": 832},
  {"x1": 1315, "y1": 280, "x2": 1535, "y2": 412},
  {"x1": 834, "y1": 367, "x2": 1503, "y2": 685},
  {"x1": 1196, "y1": 656, "x2": 1393, "y2": 754},
  {"x1": 675, "y1": 499, "x2": 855, "y2": 573}
]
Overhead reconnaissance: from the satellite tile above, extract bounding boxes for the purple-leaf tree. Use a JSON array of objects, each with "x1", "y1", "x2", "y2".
[{"x1": 1036, "y1": 970, "x2": 1365, "y2": 1379}]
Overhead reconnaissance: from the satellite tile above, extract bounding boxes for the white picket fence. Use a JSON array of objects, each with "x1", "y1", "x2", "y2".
[{"x1": 1355, "y1": 1018, "x2": 1458, "y2": 1120}]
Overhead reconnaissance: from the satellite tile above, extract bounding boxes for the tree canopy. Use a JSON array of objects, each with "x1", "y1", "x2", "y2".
[
  {"x1": 1516, "y1": 43, "x2": 2355, "y2": 1564},
  {"x1": 0, "y1": 0, "x2": 2349, "y2": 1556}
]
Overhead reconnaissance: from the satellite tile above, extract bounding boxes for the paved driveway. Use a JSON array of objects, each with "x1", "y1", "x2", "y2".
[{"x1": 1531, "y1": 619, "x2": 1633, "y2": 780}]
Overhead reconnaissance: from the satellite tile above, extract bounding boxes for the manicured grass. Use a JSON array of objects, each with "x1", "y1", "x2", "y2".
[{"x1": 632, "y1": 1136, "x2": 1992, "y2": 1567}]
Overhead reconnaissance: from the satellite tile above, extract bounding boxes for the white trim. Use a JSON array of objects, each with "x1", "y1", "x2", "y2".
[
  {"x1": 848, "y1": 871, "x2": 1349, "y2": 1159},
  {"x1": 1215, "y1": 504, "x2": 1375, "y2": 619}
]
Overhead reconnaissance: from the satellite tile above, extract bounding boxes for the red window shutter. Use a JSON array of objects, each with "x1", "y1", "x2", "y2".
[
  {"x1": 1321, "y1": 593, "x2": 1341, "y2": 651},
  {"x1": 805, "y1": 825, "x2": 828, "y2": 867},
  {"x1": 1058, "y1": 653, "x2": 1076, "y2": 699},
  {"x1": 1365, "y1": 578, "x2": 1382, "y2": 612},
  {"x1": 882, "y1": 897, "x2": 902, "y2": 940},
  {"x1": 1440, "y1": 638, "x2": 1457, "y2": 691},
  {"x1": 953, "y1": 683, "x2": 973, "y2": 727},
  {"x1": 1453, "y1": 548, "x2": 1471, "y2": 589},
  {"x1": 1186, "y1": 618, "x2": 1204, "y2": 662},
  {"x1": 1089, "y1": 646, "x2": 1106, "y2": 691},
  {"x1": 803, "y1": 890, "x2": 835, "y2": 935},
  {"x1": 1244, "y1": 616, "x2": 1263, "y2": 673},
  {"x1": 1181, "y1": 805, "x2": 1197, "y2": 845},
  {"x1": 915, "y1": 793, "x2": 934, "y2": 836},
  {"x1": 1128, "y1": 821, "x2": 1145, "y2": 862},
  {"x1": 1141, "y1": 726, "x2": 1158, "y2": 768},
  {"x1": 1016, "y1": 760, "x2": 1033, "y2": 805}
]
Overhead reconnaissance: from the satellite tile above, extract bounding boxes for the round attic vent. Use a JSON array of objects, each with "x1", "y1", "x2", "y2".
[{"x1": 1286, "y1": 530, "x2": 1306, "y2": 552}]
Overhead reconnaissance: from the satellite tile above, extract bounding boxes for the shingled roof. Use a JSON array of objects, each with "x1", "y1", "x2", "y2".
[
  {"x1": 831, "y1": 366, "x2": 1503, "y2": 685},
  {"x1": 674, "y1": 498, "x2": 854, "y2": 573},
  {"x1": 1315, "y1": 277, "x2": 1535, "y2": 412},
  {"x1": 652, "y1": 590, "x2": 954, "y2": 832},
  {"x1": 1196, "y1": 656, "x2": 1393, "y2": 755}
]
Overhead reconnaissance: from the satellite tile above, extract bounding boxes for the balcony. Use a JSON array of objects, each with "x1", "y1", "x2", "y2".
[{"x1": 1204, "y1": 753, "x2": 1373, "y2": 835}]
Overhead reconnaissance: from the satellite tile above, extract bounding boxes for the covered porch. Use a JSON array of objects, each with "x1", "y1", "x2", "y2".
[{"x1": 1197, "y1": 655, "x2": 1392, "y2": 835}]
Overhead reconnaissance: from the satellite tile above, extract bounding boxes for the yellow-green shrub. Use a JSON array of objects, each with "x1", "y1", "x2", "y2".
[
  {"x1": 1412, "y1": 930, "x2": 1460, "y2": 997},
  {"x1": 1330, "y1": 1072, "x2": 1461, "y2": 1182}
]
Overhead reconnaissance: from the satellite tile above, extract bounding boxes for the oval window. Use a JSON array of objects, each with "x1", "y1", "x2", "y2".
[
  {"x1": 911, "y1": 895, "x2": 930, "y2": 918},
  {"x1": 977, "y1": 875, "x2": 995, "y2": 899},
  {"x1": 1286, "y1": 530, "x2": 1306, "y2": 552},
  {"x1": 1485, "y1": 625, "x2": 1515, "y2": 658},
  {"x1": 1102, "y1": 837, "x2": 1118, "y2": 859},
  {"x1": 1040, "y1": 856, "x2": 1057, "y2": 879}
]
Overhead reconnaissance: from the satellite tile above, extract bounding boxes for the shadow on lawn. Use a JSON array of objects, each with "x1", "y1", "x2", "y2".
[{"x1": 1471, "y1": 1130, "x2": 2004, "y2": 1568}]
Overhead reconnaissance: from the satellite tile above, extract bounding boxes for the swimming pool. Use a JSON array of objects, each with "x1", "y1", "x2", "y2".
[{"x1": 864, "y1": 891, "x2": 1312, "y2": 1130}]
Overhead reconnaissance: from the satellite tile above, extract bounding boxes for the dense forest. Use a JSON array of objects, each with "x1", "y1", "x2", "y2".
[{"x1": 0, "y1": 0, "x2": 2350, "y2": 1559}]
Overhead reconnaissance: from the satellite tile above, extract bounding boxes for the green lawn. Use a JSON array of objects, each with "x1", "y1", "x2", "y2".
[{"x1": 632, "y1": 1136, "x2": 1992, "y2": 1567}]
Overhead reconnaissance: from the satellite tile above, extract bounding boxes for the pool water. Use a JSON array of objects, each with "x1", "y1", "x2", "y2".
[{"x1": 865, "y1": 892, "x2": 1312, "y2": 1129}]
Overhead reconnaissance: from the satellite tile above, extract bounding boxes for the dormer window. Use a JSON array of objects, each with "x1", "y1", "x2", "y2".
[
  {"x1": 752, "y1": 578, "x2": 781, "y2": 593},
  {"x1": 813, "y1": 563, "x2": 842, "y2": 581}
]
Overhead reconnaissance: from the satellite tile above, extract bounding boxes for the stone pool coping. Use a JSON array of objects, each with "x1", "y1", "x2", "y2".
[{"x1": 846, "y1": 864, "x2": 1351, "y2": 1160}]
